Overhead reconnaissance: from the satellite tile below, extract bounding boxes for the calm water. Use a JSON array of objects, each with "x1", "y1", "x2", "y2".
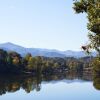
[{"x1": 0, "y1": 72, "x2": 100, "y2": 100}]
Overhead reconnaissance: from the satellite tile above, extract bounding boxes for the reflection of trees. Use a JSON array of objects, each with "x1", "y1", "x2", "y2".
[
  {"x1": 7, "y1": 82, "x2": 20, "y2": 92},
  {"x1": 92, "y1": 61, "x2": 100, "y2": 90},
  {"x1": 0, "y1": 70, "x2": 100, "y2": 95},
  {"x1": 93, "y1": 75, "x2": 100, "y2": 90},
  {"x1": 0, "y1": 74, "x2": 41, "y2": 95},
  {"x1": 92, "y1": 58, "x2": 100, "y2": 75},
  {"x1": 0, "y1": 72, "x2": 82, "y2": 95},
  {"x1": 22, "y1": 74, "x2": 42, "y2": 93}
]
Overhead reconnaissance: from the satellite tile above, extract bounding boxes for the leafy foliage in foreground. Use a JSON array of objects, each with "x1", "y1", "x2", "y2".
[
  {"x1": 73, "y1": 0, "x2": 100, "y2": 75},
  {"x1": 73, "y1": 0, "x2": 100, "y2": 54}
]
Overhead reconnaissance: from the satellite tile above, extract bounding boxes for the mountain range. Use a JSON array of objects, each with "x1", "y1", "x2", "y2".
[{"x1": 0, "y1": 42, "x2": 96, "y2": 58}]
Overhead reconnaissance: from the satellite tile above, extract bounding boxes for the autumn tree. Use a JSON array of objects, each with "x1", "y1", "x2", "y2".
[
  {"x1": 27, "y1": 57, "x2": 37, "y2": 71},
  {"x1": 73, "y1": 0, "x2": 100, "y2": 55},
  {"x1": 73, "y1": 0, "x2": 100, "y2": 74},
  {"x1": 8, "y1": 51, "x2": 22, "y2": 66},
  {"x1": 24, "y1": 53, "x2": 32, "y2": 61}
]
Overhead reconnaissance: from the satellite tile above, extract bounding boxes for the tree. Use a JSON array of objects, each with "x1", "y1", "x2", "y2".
[
  {"x1": 0, "y1": 49, "x2": 7, "y2": 63},
  {"x1": 24, "y1": 53, "x2": 32, "y2": 61},
  {"x1": 73, "y1": 0, "x2": 100, "y2": 74},
  {"x1": 53, "y1": 62, "x2": 59, "y2": 68},
  {"x1": 6, "y1": 55, "x2": 12, "y2": 65},
  {"x1": 73, "y1": 0, "x2": 100, "y2": 55},
  {"x1": 13, "y1": 57, "x2": 20, "y2": 66},
  {"x1": 0, "y1": 49, "x2": 8, "y2": 72},
  {"x1": 8, "y1": 51, "x2": 22, "y2": 69},
  {"x1": 27, "y1": 57, "x2": 36, "y2": 70}
]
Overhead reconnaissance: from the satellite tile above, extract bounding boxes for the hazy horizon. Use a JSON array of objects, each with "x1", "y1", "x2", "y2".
[
  {"x1": 0, "y1": 42, "x2": 84, "y2": 52},
  {"x1": 0, "y1": 0, "x2": 88, "y2": 51}
]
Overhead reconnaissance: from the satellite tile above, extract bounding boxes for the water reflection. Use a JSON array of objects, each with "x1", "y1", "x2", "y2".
[
  {"x1": 93, "y1": 75, "x2": 100, "y2": 90},
  {"x1": 0, "y1": 71, "x2": 99, "y2": 96}
]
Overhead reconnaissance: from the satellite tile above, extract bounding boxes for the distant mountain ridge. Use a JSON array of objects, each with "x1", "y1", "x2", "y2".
[{"x1": 0, "y1": 42, "x2": 96, "y2": 58}]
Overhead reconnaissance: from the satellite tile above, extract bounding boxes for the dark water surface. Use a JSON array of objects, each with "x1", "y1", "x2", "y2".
[{"x1": 0, "y1": 72, "x2": 100, "y2": 100}]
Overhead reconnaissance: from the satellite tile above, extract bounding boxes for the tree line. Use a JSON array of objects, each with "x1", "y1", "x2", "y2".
[{"x1": 0, "y1": 49, "x2": 95, "y2": 74}]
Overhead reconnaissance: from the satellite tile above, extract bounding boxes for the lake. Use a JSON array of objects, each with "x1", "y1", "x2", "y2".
[{"x1": 0, "y1": 72, "x2": 100, "y2": 100}]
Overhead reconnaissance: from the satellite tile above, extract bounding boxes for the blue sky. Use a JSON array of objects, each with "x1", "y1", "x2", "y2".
[{"x1": 0, "y1": 0, "x2": 88, "y2": 51}]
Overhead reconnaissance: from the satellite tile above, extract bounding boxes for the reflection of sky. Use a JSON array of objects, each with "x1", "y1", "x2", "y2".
[{"x1": 1, "y1": 81, "x2": 100, "y2": 100}]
